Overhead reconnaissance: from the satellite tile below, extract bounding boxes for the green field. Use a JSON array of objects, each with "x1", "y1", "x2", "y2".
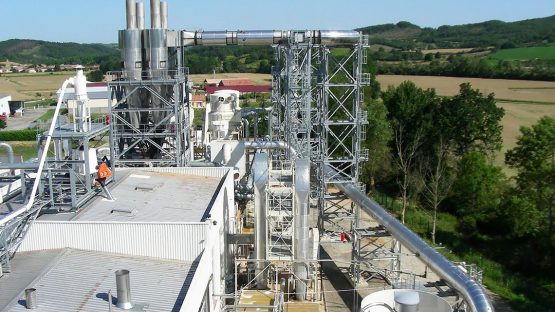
[{"x1": 489, "y1": 45, "x2": 555, "y2": 61}]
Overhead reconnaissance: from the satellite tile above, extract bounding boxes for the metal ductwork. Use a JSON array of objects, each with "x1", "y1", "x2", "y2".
[
  {"x1": 294, "y1": 159, "x2": 310, "y2": 300},
  {"x1": 323, "y1": 166, "x2": 495, "y2": 312},
  {"x1": 182, "y1": 30, "x2": 361, "y2": 47},
  {"x1": 115, "y1": 269, "x2": 133, "y2": 309},
  {"x1": 0, "y1": 142, "x2": 15, "y2": 166},
  {"x1": 252, "y1": 152, "x2": 269, "y2": 289},
  {"x1": 244, "y1": 140, "x2": 296, "y2": 156}
]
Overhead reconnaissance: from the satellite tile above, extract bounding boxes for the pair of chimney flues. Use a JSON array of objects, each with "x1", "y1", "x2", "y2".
[{"x1": 126, "y1": 0, "x2": 168, "y2": 30}]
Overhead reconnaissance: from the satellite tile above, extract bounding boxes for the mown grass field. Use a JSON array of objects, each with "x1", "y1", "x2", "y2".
[
  {"x1": 489, "y1": 45, "x2": 555, "y2": 61},
  {"x1": 189, "y1": 73, "x2": 271, "y2": 86},
  {"x1": 377, "y1": 74, "x2": 555, "y2": 172},
  {"x1": 0, "y1": 72, "x2": 75, "y2": 101}
]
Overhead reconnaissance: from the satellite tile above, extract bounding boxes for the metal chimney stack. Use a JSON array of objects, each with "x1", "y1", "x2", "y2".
[
  {"x1": 115, "y1": 269, "x2": 133, "y2": 309},
  {"x1": 136, "y1": 2, "x2": 145, "y2": 30},
  {"x1": 160, "y1": 1, "x2": 168, "y2": 29},
  {"x1": 150, "y1": 0, "x2": 161, "y2": 29},
  {"x1": 126, "y1": 0, "x2": 137, "y2": 29}
]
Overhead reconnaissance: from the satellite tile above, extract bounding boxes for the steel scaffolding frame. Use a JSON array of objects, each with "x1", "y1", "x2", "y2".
[
  {"x1": 108, "y1": 68, "x2": 190, "y2": 168},
  {"x1": 352, "y1": 226, "x2": 401, "y2": 286},
  {"x1": 317, "y1": 37, "x2": 369, "y2": 238}
]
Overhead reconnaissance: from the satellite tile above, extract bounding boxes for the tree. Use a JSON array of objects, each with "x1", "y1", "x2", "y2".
[
  {"x1": 86, "y1": 70, "x2": 104, "y2": 82},
  {"x1": 361, "y1": 99, "x2": 392, "y2": 194},
  {"x1": 382, "y1": 81, "x2": 435, "y2": 223},
  {"x1": 450, "y1": 151, "x2": 506, "y2": 236},
  {"x1": 506, "y1": 116, "x2": 555, "y2": 244},
  {"x1": 440, "y1": 83, "x2": 504, "y2": 157},
  {"x1": 421, "y1": 135, "x2": 455, "y2": 244}
]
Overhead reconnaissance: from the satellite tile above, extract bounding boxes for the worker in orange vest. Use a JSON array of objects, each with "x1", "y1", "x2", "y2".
[{"x1": 96, "y1": 161, "x2": 112, "y2": 187}]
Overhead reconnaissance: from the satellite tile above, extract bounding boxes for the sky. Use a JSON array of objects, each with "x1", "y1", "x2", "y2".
[{"x1": 1, "y1": 0, "x2": 554, "y2": 44}]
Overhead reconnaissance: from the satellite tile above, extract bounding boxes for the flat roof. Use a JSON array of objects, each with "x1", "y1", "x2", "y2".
[
  {"x1": 73, "y1": 169, "x2": 222, "y2": 222},
  {"x1": 2, "y1": 249, "x2": 195, "y2": 312}
]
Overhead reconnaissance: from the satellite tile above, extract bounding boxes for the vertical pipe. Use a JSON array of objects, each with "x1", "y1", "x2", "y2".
[
  {"x1": 126, "y1": 0, "x2": 137, "y2": 29},
  {"x1": 294, "y1": 159, "x2": 310, "y2": 300},
  {"x1": 115, "y1": 269, "x2": 133, "y2": 309},
  {"x1": 160, "y1": 1, "x2": 168, "y2": 29},
  {"x1": 252, "y1": 152, "x2": 269, "y2": 289},
  {"x1": 0, "y1": 142, "x2": 14, "y2": 165},
  {"x1": 150, "y1": 0, "x2": 161, "y2": 29},
  {"x1": 136, "y1": 2, "x2": 145, "y2": 30},
  {"x1": 25, "y1": 288, "x2": 37, "y2": 309}
]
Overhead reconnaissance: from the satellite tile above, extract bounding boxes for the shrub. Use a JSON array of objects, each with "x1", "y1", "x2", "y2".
[{"x1": 0, "y1": 129, "x2": 38, "y2": 141}]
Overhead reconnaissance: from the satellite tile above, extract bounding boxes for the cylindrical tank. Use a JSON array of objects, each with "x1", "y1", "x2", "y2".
[
  {"x1": 360, "y1": 289, "x2": 452, "y2": 312},
  {"x1": 207, "y1": 90, "x2": 241, "y2": 141},
  {"x1": 143, "y1": 28, "x2": 169, "y2": 124}
]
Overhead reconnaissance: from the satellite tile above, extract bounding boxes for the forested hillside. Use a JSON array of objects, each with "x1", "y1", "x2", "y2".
[{"x1": 358, "y1": 15, "x2": 555, "y2": 49}]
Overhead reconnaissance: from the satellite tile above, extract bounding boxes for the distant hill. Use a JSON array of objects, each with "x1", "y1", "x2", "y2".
[
  {"x1": 0, "y1": 39, "x2": 118, "y2": 65},
  {"x1": 358, "y1": 15, "x2": 555, "y2": 49}
]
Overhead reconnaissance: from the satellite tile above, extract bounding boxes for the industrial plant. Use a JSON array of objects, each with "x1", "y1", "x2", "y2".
[{"x1": 0, "y1": 0, "x2": 494, "y2": 311}]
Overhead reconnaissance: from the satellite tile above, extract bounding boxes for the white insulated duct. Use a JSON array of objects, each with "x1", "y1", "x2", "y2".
[
  {"x1": 252, "y1": 152, "x2": 269, "y2": 289},
  {"x1": 323, "y1": 166, "x2": 495, "y2": 312},
  {"x1": 294, "y1": 159, "x2": 310, "y2": 301},
  {"x1": 182, "y1": 30, "x2": 361, "y2": 47}
]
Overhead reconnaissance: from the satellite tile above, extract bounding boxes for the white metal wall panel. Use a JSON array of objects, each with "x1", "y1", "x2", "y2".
[
  {"x1": 18, "y1": 222, "x2": 207, "y2": 261},
  {"x1": 142, "y1": 166, "x2": 230, "y2": 178}
]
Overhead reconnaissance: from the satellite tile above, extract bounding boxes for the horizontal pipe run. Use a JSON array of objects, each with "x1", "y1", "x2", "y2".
[
  {"x1": 182, "y1": 30, "x2": 361, "y2": 47},
  {"x1": 244, "y1": 141, "x2": 296, "y2": 155},
  {"x1": 324, "y1": 166, "x2": 494, "y2": 312}
]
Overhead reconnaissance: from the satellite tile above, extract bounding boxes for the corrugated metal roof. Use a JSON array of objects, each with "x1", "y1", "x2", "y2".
[
  {"x1": 74, "y1": 169, "x2": 222, "y2": 222},
  {"x1": 219, "y1": 78, "x2": 252, "y2": 86},
  {"x1": 0, "y1": 250, "x2": 62, "y2": 311},
  {"x1": 205, "y1": 85, "x2": 272, "y2": 94},
  {"x1": 5, "y1": 249, "x2": 196, "y2": 312}
]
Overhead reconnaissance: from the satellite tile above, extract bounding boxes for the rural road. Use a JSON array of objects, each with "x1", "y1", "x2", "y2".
[{"x1": 3, "y1": 107, "x2": 48, "y2": 131}]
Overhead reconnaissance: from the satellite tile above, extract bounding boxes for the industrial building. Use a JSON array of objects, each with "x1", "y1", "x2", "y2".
[
  {"x1": 56, "y1": 82, "x2": 113, "y2": 113},
  {"x1": 0, "y1": 1, "x2": 495, "y2": 312},
  {"x1": 0, "y1": 94, "x2": 12, "y2": 116}
]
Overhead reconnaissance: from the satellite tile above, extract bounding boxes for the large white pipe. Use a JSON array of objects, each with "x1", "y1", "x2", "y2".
[
  {"x1": 294, "y1": 159, "x2": 310, "y2": 300},
  {"x1": 183, "y1": 30, "x2": 361, "y2": 47},
  {"x1": 324, "y1": 166, "x2": 495, "y2": 312},
  {"x1": 0, "y1": 143, "x2": 14, "y2": 165},
  {"x1": 0, "y1": 79, "x2": 72, "y2": 227},
  {"x1": 252, "y1": 152, "x2": 269, "y2": 289}
]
